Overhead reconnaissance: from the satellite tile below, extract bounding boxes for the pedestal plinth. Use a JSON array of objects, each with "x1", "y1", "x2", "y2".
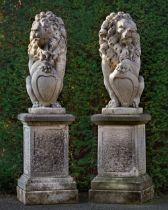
[
  {"x1": 89, "y1": 113, "x2": 154, "y2": 204},
  {"x1": 17, "y1": 113, "x2": 78, "y2": 204}
]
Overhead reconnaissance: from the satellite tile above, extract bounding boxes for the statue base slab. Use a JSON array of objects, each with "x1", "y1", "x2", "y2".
[
  {"x1": 17, "y1": 175, "x2": 78, "y2": 205},
  {"x1": 17, "y1": 113, "x2": 78, "y2": 205},
  {"x1": 102, "y1": 107, "x2": 143, "y2": 115},
  {"x1": 28, "y1": 107, "x2": 66, "y2": 114},
  {"x1": 89, "y1": 174, "x2": 154, "y2": 204},
  {"x1": 89, "y1": 113, "x2": 154, "y2": 204}
]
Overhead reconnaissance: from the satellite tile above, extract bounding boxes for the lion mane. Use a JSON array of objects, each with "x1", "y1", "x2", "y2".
[{"x1": 99, "y1": 11, "x2": 141, "y2": 76}]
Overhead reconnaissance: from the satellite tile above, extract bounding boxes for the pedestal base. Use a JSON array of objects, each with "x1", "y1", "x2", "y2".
[
  {"x1": 89, "y1": 174, "x2": 154, "y2": 204},
  {"x1": 17, "y1": 188, "x2": 78, "y2": 205},
  {"x1": 17, "y1": 175, "x2": 78, "y2": 205},
  {"x1": 89, "y1": 113, "x2": 154, "y2": 204},
  {"x1": 28, "y1": 107, "x2": 66, "y2": 114},
  {"x1": 17, "y1": 113, "x2": 78, "y2": 205},
  {"x1": 102, "y1": 107, "x2": 143, "y2": 115}
]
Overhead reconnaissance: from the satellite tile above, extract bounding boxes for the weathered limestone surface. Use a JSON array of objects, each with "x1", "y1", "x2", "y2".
[
  {"x1": 28, "y1": 107, "x2": 66, "y2": 114},
  {"x1": 26, "y1": 11, "x2": 67, "y2": 108},
  {"x1": 17, "y1": 114, "x2": 78, "y2": 204},
  {"x1": 102, "y1": 107, "x2": 143, "y2": 115},
  {"x1": 90, "y1": 12, "x2": 154, "y2": 203},
  {"x1": 99, "y1": 12, "x2": 144, "y2": 108},
  {"x1": 89, "y1": 175, "x2": 153, "y2": 204},
  {"x1": 17, "y1": 11, "x2": 78, "y2": 205},
  {"x1": 89, "y1": 114, "x2": 154, "y2": 204}
]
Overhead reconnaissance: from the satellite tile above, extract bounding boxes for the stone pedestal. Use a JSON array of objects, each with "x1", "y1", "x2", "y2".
[
  {"x1": 89, "y1": 113, "x2": 154, "y2": 204},
  {"x1": 17, "y1": 113, "x2": 78, "y2": 205}
]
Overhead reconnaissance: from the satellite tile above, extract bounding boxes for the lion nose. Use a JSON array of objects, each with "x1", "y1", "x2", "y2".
[
  {"x1": 124, "y1": 28, "x2": 132, "y2": 37},
  {"x1": 127, "y1": 27, "x2": 132, "y2": 32}
]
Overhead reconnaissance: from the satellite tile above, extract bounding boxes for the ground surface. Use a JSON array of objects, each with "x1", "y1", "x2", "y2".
[{"x1": 0, "y1": 194, "x2": 168, "y2": 210}]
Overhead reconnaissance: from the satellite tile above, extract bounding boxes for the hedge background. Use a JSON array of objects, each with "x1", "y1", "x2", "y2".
[{"x1": 0, "y1": 0, "x2": 167, "y2": 193}]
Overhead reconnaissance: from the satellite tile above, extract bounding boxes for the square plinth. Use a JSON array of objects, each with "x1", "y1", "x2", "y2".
[
  {"x1": 17, "y1": 113, "x2": 78, "y2": 204},
  {"x1": 90, "y1": 113, "x2": 154, "y2": 204}
]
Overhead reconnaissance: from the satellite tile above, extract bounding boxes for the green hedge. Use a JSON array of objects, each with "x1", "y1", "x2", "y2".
[{"x1": 0, "y1": 0, "x2": 167, "y2": 193}]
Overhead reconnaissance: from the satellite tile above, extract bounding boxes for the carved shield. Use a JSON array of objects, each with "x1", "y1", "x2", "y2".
[
  {"x1": 32, "y1": 68, "x2": 61, "y2": 106},
  {"x1": 110, "y1": 70, "x2": 139, "y2": 107}
]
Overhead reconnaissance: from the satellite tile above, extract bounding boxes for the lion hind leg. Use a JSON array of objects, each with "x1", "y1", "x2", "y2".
[{"x1": 133, "y1": 75, "x2": 144, "y2": 108}]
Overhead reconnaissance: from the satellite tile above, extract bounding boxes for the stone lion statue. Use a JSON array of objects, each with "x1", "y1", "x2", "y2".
[
  {"x1": 99, "y1": 12, "x2": 144, "y2": 108},
  {"x1": 26, "y1": 11, "x2": 67, "y2": 108}
]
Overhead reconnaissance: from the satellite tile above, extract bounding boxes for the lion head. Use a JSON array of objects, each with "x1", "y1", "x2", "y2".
[
  {"x1": 28, "y1": 11, "x2": 67, "y2": 68},
  {"x1": 99, "y1": 12, "x2": 141, "y2": 72}
]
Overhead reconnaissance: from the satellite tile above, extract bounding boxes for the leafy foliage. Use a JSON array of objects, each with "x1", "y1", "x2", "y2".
[{"x1": 0, "y1": 0, "x2": 168, "y2": 193}]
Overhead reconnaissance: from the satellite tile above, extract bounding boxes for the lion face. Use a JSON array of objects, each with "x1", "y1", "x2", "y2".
[
  {"x1": 116, "y1": 19, "x2": 137, "y2": 34},
  {"x1": 30, "y1": 22, "x2": 41, "y2": 41},
  {"x1": 116, "y1": 18, "x2": 137, "y2": 44}
]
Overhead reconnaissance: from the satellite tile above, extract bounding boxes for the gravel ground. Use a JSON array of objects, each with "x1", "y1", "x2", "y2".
[{"x1": 0, "y1": 194, "x2": 168, "y2": 210}]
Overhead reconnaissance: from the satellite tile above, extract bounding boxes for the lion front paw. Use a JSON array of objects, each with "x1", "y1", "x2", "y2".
[{"x1": 106, "y1": 99, "x2": 120, "y2": 108}]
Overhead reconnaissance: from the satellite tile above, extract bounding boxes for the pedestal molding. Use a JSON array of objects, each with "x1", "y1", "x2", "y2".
[{"x1": 91, "y1": 113, "x2": 151, "y2": 125}]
